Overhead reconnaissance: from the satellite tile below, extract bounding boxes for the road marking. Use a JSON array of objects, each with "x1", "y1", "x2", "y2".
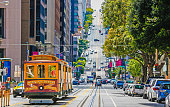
[
  {"x1": 82, "y1": 85, "x2": 93, "y2": 95},
  {"x1": 10, "y1": 102, "x2": 27, "y2": 106},
  {"x1": 60, "y1": 96, "x2": 78, "y2": 107},
  {"x1": 104, "y1": 88, "x2": 117, "y2": 107}
]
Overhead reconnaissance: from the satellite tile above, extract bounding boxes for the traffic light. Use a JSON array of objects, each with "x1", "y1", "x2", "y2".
[
  {"x1": 1, "y1": 61, "x2": 4, "y2": 69},
  {"x1": 155, "y1": 63, "x2": 158, "y2": 70}
]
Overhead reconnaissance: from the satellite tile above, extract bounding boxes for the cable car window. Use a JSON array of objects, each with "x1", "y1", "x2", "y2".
[
  {"x1": 26, "y1": 65, "x2": 34, "y2": 78},
  {"x1": 48, "y1": 65, "x2": 56, "y2": 78},
  {"x1": 37, "y1": 65, "x2": 45, "y2": 78}
]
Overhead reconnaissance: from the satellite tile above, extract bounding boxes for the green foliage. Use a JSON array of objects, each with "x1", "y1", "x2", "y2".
[
  {"x1": 77, "y1": 57, "x2": 86, "y2": 61},
  {"x1": 84, "y1": 8, "x2": 94, "y2": 33},
  {"x1": 127, "y1": 59, "x2": 142, "y2": 78},
  {"x1": 78, "y1": 39, "x2": 89, "y2": 56}
]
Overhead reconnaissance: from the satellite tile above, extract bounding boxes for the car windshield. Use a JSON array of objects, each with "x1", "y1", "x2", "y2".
[
  {"x1": 126, "y1": 81, "x2": 133, "y2": 83},
  {"x1": 17, "y1": 82, "x2": 24, "y2": 87},
  {"x1": 117, "y1": 81, "x2": 124, "y2": 83},
  {"x1": 135, "y1": 85, "x2": 143, "y2": 89},
  {"x1": 162, "y1": 84, "x2": 170, "y2": 89},
  {"x1": 156, "y1": 80, "x2": 170, "y2": 86}
]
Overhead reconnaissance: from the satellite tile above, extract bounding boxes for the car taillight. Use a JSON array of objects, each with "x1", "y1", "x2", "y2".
[
  {"x1": 146, "y1": 87, "x2": 147, "y2": 89},
  {"x1": 153, "y1": 87, "x2": 159, "y2": 90}
]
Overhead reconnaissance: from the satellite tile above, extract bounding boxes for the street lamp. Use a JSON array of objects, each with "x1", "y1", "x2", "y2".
[{"x1": 0, "y1": 0, "x2": 9, "y2": 6}]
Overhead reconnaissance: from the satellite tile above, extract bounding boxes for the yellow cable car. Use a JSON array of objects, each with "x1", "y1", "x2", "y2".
[{"x1": 24, "y1": 55, "x2": 72, "y2": 103}]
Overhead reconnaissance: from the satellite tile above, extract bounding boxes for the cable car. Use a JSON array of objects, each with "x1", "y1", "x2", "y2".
[{"x1": 24, "y1": 55, "x2": 72, "y2": 103}]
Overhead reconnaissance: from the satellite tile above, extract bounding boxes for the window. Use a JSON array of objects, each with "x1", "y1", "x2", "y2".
[
  {"x1": 74, "y1": 19, "x2": 78, "y2": 22},
  {"x1": 30, "y1": 0, "x2": 35, "y2": 37},
  {"x1": 48, "y1": 65, "x2": 56, "y2": 78},
  {"x1": 0, "y1": 49, "x2": 4, "y2": 58},
  {"x1": 73, "y1": 48, "x2": 77, "y2": 51},
  {"x1": 74, "y1": 6, "x2": 78, "y2": 10},
  {"x1": 0, "y1": 8, "x2": 4, "y2": 38},
  {"x1": 74, "y1": 12, "x2": 78, "y2": 16},
  {"x1": 37, "y1": 65, "x2": 45, "y2": 78},
  {"x1": 26, "y1": 65, "x2": 34, "y2": 78}
]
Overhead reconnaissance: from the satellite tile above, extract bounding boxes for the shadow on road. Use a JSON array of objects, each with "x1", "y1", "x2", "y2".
[
  {"x1": 23, "y1": 97, "x2": 76, "y2": 106},
  {"x1": 139, "y1": 103, "x2": 164, "y2": 107}
]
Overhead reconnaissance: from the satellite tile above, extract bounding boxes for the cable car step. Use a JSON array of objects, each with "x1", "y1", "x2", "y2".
[{"x1": 29, "y1": 99, "x2": 54, "y2": 104}]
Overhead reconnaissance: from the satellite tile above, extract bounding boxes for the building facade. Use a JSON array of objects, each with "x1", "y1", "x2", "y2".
[
  {"x1": 45, "y1": 0, "x2": 60, "y2": 55},
  {"x1": 60, "y1": 0, "x2": 71, "y2": 62},
  {"x1": 0, "y1": 0, "x2": 21, "y2": 81}
]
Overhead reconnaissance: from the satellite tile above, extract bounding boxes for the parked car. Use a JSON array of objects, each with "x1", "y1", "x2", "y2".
[
  {"x1": 100, "y1": 61, "x2": 103, "y2": 64},
  {"x1": 165, "y1": 94, "x2": 170, "y2": 107},
  {"x1": 123, "y1": 80, "x2": 134, "y2": 90},
  {"x1": 107, "y1": 79, "x2": 111, "y2": 83},
  {"x1": 101, "y1": 33, "x2": 103, "y2": 35},
  {"x1": 148, "y1": 79, "x2": 170, "y2": 102},
  {"x1": 102, "y1": 79, "x2": 107, "y2": 84},
  {"x1": 111, "y1": 79, "x2": 117, "y2": 84},
  {"x1": 128, "y1": 84, "x2": 135, "y2": 96},
  {"x1": 144, "y1": 76, "x2": 164, "y2": 99},
  {"x1": 93, "y1": 62, "x2": 96, "y2": 68},
  {"x1": 13, "y1": 81, "x2": 24, "y2": 98},
  {"x1": 97, "y1": 67, "x2": 101, "y2": 71},
  {"x1": 124, "y1": 84, "x2": 133, "y2": 95},
  {"x1": 157, "y1": 83, "x2": 170, "y2": 103},
  {"x1": 116, "y1": 81, "x2": 124, "y2": 89},
  {"x1": 79, "y1": 78, "x2": 85, "y2": 83},
  {"x1": 73, "y1": 80, "x2": 80, "y2": 85},
  {"x1": 131, "y1": 84, "x2": 144, "y2": 97},
  {"x1": 94, "y1": 50, "x2": 97, "y2": 53},
  {"x1": 94, "y1": 39, "x2": 99, "y2": 41},
  {"x1": 88, "y1": 61, "x2": 91, "y2": 64}
]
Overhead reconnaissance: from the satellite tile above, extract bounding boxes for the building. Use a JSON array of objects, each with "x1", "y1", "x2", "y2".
[
  {"x1": 60, "y1": 0, "x2": 71, "y2": 62},
  {"x1": 86, "y1": 0, "x2": 91, "y2": 8},
  {"x1": 45, "y1": 0, "x2": 60, "y2": 55},
  {"x1": 71, "y1": 0, "x2": 80, "y2": 62},
  {"x1": 0, "y1": 0, "x2": 21, "y2": 81},
  {"x1": 21, "y1": 0, "x2": 46, "y2": 81}
]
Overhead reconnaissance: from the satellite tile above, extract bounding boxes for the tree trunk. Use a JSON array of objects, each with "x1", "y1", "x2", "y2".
[{"x1": 142, "y1": 65, "x2": 147, "y2": 82}]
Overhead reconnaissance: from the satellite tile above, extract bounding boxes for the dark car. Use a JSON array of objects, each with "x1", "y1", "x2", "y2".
[
  {"x1": 95, "y1": 79, "x2": 102, "y2": 87},
  {"x1": 101, "y1": 33, "x2": 103, "y2": 35},
  {"x1": 157, "y1": 83, "x2": 170, "y2": 103},
  {"x1": 94, "y1": 39, "x2": 99, "y2": 41},
  {"x1": 102, "y1": 79, "x2": 107, "y2": 84},
  {"x1": 116, "y1": 81, "x2": 124, "y2": 89},
  {"x1": 73, "y1": 80, "x2": 80, "y2": 85},
  {"x1": 13, "y1": 81, "x2": 24, "y2": 98}
]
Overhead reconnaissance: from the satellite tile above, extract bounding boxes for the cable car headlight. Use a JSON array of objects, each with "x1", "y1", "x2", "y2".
[{"x1": 39, "y1": 86, "x2": 44, "y2": 90}]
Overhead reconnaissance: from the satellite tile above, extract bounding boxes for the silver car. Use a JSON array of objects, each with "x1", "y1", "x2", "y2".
[{"x1": 131, "y1": 84, "x2": 144, "y2": 97}]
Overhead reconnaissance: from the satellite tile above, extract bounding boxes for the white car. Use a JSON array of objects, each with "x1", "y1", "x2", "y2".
[
  {"x1": 165, "y1": 94, "x2": 170, "y2": 107},
  {"x1": 131, "y1": 84, "x2": 144, "y2": 97},
  {"x1": 148, "y1": 79, "x2": 170, "y2": 102},
  {"x1": 94, "y1": 50, "x2": 97, "y2": 53},
  {"x1": 124, "y1": 84, "x2": 133, "y2": 94},
  {"x1": 88, "y1": 61, "x2": 91, "y2": 64}
]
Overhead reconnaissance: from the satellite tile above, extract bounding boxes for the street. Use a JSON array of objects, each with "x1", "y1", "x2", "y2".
[{"x1": 4, "y1": 84, "x2": 164, "y2": 107}]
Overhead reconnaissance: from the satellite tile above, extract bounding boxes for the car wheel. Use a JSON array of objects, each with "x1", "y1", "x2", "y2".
[
  {"x1": 157, "y1": 99, "x2": 161, "y2": 103},
  {"x1": 151, "y1": 95, "x2": 155, "y2": 102},
  {"x1": 132, "y1": 94, "x2": 134, "y2": 97},
  {"x1": 13, "y1": 95, "x2": 17, "y2": 98}
]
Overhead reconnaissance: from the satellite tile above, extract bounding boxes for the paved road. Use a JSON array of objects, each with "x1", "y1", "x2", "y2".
[{"x1": 6, "y1": 84, "x2": 164, "y2": 107}]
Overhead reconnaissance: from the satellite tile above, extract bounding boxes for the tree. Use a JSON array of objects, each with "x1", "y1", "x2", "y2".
[
  {"x1": 127, "y1": 59, "x2": 142, "y2": 80},
  {"x1": 78, "y1": 39, "x2": 89, "y2": 56},
  {"x1": 102, "y1": 0, "x2": 170, "y2": 82}
]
